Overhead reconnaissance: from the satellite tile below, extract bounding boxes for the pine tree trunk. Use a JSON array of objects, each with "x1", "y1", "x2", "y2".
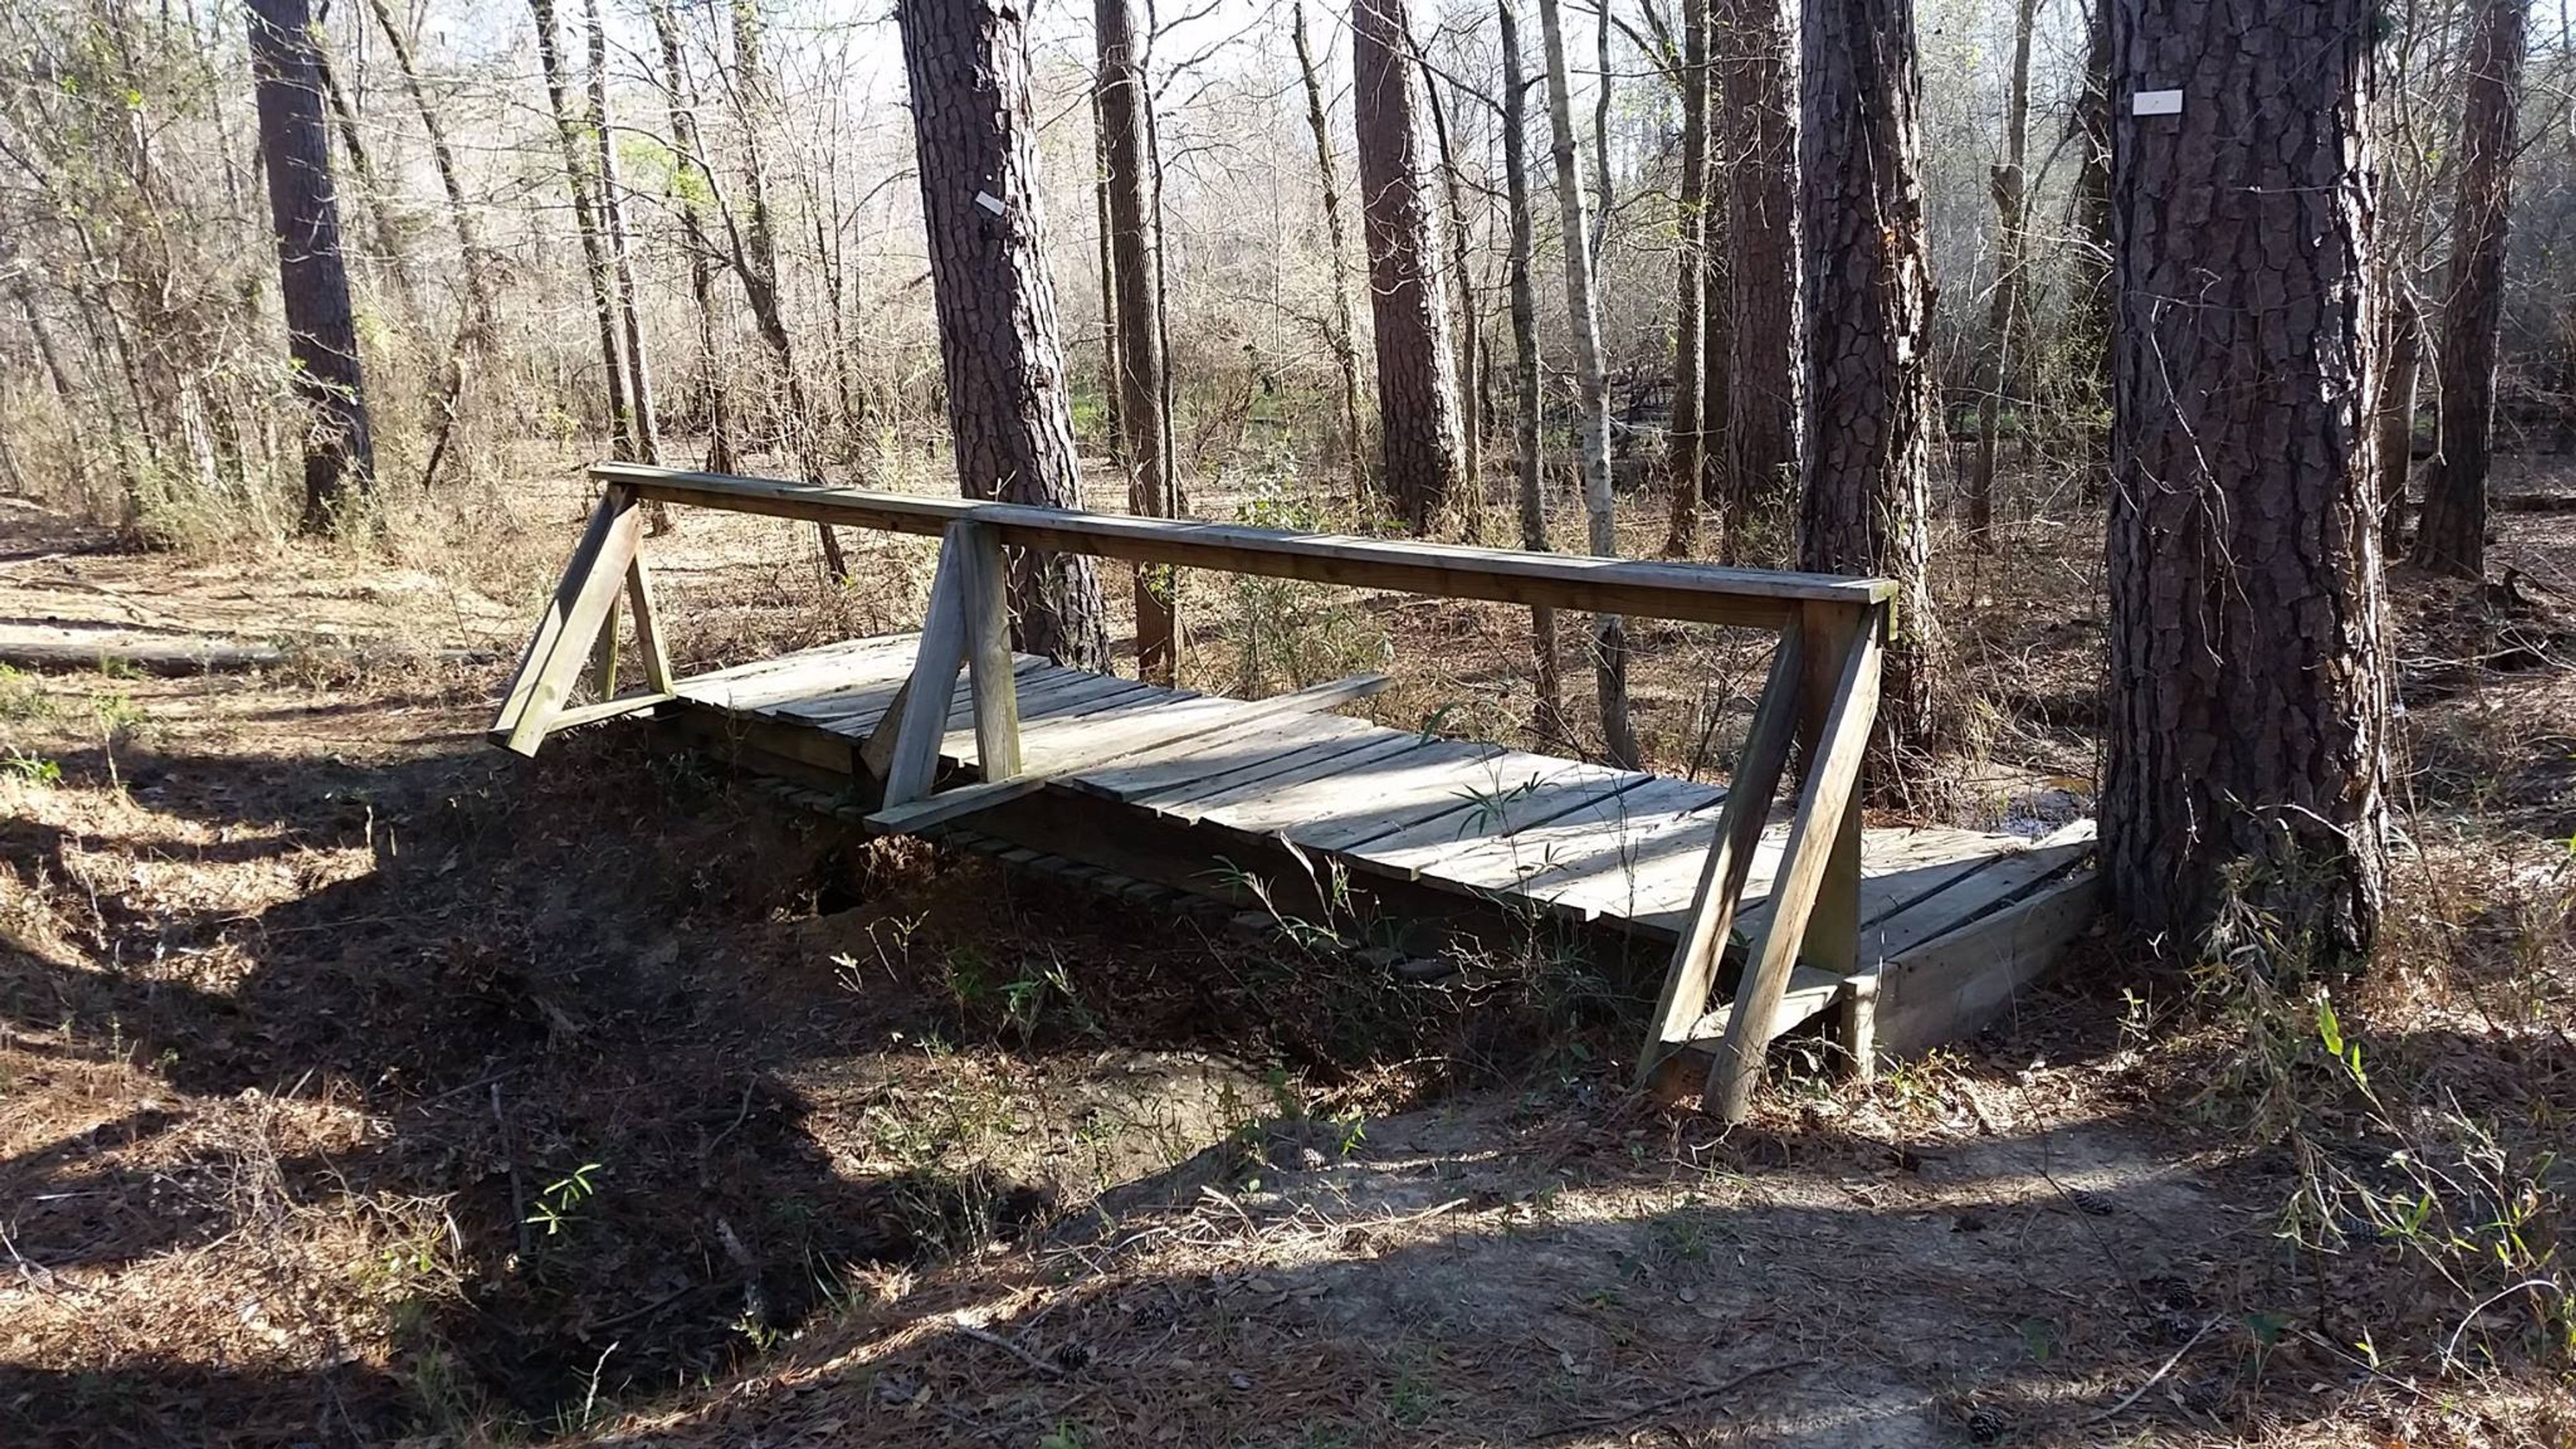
[
  {"x1": 2414, "y1": 0, "x2": 2526, "y2": 580},
  {"x1": 248, "y1": 0, "x2": 375, "y2": 531},
  {"x1": 2103, "y1": 0, "x2": 2390, "y2": 968},
  {"x1": 1720, "y1": 0, "x2": 1799, "y2": 556},
  {"x1": 1662, "y1": 0, "x2": 1709, "y2": 557},
  {"x1": 1350, "y1": 0, "x2": 1463, "y2": 531},
  {"x1": 1968, "y1": 0, "x2": 2039, "y2": 550},
  {"x1": 1292, "y1": 0, "x2": 1370, "y2": 502},
  {"x1": 1499, "y1": 0, "x2": 1564, "y2": 743},
  {"x1": 1537, "y1": 0, "x2": 1639, "y2": 769},
  {"x1": 529, "y1": 0, "x2": 633, "y2": 460},
  {"x1": 897, "y1": 0, "x2": 1110, "y2": 669},
  {"x1": 1799, "y1": 0, "x2": 1938, "y2": 761},
  {"x1": 1097, "y1": 0, "x2": 1179, "y2": 682}
]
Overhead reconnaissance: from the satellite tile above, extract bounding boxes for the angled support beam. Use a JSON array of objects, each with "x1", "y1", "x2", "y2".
[
  {"x1": 626, "y1": 555, "x2": 673, "y2": 692},
  {"x1": 1635, "y1": 621, "x2": 1806, "y2": 1083},
  {"x1": 1703, "y1": 601, "x2": 1886, "y2": 1121},
  {"x1": 879, "y1": 523, "x2": 977, "y2": 808},
  {"x1": 490, "y1": 484, "x2": 645, "y2": 757}
]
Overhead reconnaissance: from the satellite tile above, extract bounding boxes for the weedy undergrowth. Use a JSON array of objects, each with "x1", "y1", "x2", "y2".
[{"x1": 2195, "y1": 858, "x2": 2573, "y2": 1375}]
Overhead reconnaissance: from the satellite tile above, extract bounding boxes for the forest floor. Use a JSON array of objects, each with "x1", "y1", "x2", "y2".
[{"x1": 1, "y1": 455, "x2": 2573, "y2": 1447}]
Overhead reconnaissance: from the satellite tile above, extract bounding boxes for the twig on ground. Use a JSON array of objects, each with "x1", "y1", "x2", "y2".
[
  {"x1": 2080, "y1": 1317, "x2": 2218, "y2": 1426},
  {"x1": 2443, "y1": 1279, "x2": 2562, "y2": 1371},
  {"x1": 1530, "y1": 1358, "x2": 1814, "y2": 1440},
  {"x1": 953, "y1": 1318, "x2": 1068, "y2": 1377},
  {"x1": 491, "y1": 1083, "x2": 529, "y2": 1261}
]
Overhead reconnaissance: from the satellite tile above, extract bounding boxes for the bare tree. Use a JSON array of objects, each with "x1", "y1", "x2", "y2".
[
  {"x1": 1418, "y1": 50, "x2": 1484, "y2": 517},
  {"x1": 1720, "y1": 0, "x2": 1799, "y2": 558},
  {"x1": 2415, "y1": 0, "x2": 2529, "y2": 578},
  {"x1": 1799, "y1": 0, "x2": 1938, "y2": 763},
  {"x1": 2103, "y1": 0, "x2": 2390, "y2": 966},
  {"x1": 248, "y1": 0, "x2": 374, "y2": 530},
  {"x1": 586, "y1": 0, "x2": 659, "y2": 466},
  {"x1": 1662, "y1": 0, "x2": 1709, "y2": 556},
  {"x1": 1499, "y1": 0, "x2": 1564, "y2": 741},
  {"x1": 529, "y1": 0, "x2": 634, "y2": 460},
  {"x1": 1537, "y1": 0, "x2": 1639, "y2": 769},
  {"x1": 1967, "y1": 0, "x2": 2040, "y2": 549},
  {"x1": 1351, "y1": 0, "x2": 1464, "y2": 529},
  {"x1": 1291, "y1": 0, "x2": 1369, "y2": 500},
  {"x1": 1097, "y1": 0, "x2": 1179, "y2": 681},
  {"x1": 896, "y1": 0, "x2": 1111, "y2": 668},
  {"x1": 2377, "y1": 288, "x2": 2425, "y2": 552},
  {"x1": 645, "y1": 0, "x2": 737, "y2": 475}
]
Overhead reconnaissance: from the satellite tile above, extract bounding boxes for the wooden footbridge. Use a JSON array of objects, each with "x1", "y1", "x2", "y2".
[{"x1": 491, "y1": 464, "x2": 2099, "y2": 1120}]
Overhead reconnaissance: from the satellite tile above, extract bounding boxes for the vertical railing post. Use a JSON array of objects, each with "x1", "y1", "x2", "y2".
[{"x1": 954, "y1": 520, "x2": 1022, "y2": 782}]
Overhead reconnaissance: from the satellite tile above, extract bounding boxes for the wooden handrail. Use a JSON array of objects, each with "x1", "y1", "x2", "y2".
[{"x1": 592, "y1": 463, "x2": 1892, "y2": 631}]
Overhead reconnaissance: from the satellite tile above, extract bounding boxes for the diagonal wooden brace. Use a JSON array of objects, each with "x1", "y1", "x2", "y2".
[
  {"x1": 1634, "y1": 621, "x2": 1807, "y2": 1084},
  {"x1": 490, "y1": 484, "x2": 647, "y2": 757},
  {"x1": 1701, "y1": 601, "x2": 1886, "y2": 1121}
]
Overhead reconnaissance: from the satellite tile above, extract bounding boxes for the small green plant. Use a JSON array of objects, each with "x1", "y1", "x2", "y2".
[
  {"x1": 0, "y1": 666, "x2": 50, "y2": 722},
  {"x1": 525, "y1": 1162, "x2": 606, "y2": 1238},
  {"x1": 2, "y1": 749, "x2": 62, "y2": 786}
]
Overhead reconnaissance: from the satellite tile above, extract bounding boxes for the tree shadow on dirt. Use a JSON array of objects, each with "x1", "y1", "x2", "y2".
[{"x1": 0, "y1": 728, "x2": 1110, "y2": 1444}]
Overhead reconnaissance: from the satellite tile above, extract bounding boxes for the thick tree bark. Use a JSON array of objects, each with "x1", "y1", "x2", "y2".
[
  {"x1": 1097, "y1": 0, "x2": 1179, "y2": 682},
  {"x1": 898, "y1": 0, "x2": 1110, "y2": 669},
  {"x1": 2414, "y1": 0, "x2": 2527, "y2": 579},
  {"x1": 1291, "y1": 0, "x2": 1370, "y2": 501},
  {"x1": 1351, "y1": 0, "x2": 1463, "y2": 530},
  {"x1": 1662, "y1": 0, "x2": 1709, "y2": 556},
  {"x1": 2104, "y1": 0, "x2": 2390, "y2": 968},
  {"x1": 529, "y1": 0, "x2": 634, "y2": 460},
  {"x1": 1499, "y1": 0, "x2": 1564, "y2": 743},
  {"x1": 248, "y1": 0, "x2": 375, "y2": 531},
  {"x1": 1537, "y1": 0, "x2": 1639, "y2": 769},
  {"x1": 1799, "y1": 0, "x2": 1937, "y2": 759},
  {"x1": 1968, "y1": 0, "x2": 2039, "y2": 550},
  {"x1": 1720, "y1": 0, "x2": 1799, "y2": 555}
]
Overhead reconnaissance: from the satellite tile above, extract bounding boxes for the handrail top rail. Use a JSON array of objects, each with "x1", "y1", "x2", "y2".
[{"x1": 594, "y1": 462, "x2": 1896, "y2": 629}]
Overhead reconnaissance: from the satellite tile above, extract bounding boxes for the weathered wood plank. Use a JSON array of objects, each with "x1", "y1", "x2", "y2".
[
  {"x1": 625, "y1": 557, "x2": 674, "y2": 693},
  {"x1": 1058, "y1": 709, "x2": 1382, "y2": 802},
  {"x1": 597, "y1": 463, "x2": 1896, "y2": 629},
  {"x1": 1155, "y1": 734, "x2": 1437, "y2": 829},
  {"x1": 1398, "y1": 777, "x2": 1725, "y2": 899},
  {"x1": 1218, "y1": 735, "x2": 1507, "y2": 850},
  {"x1": 493, "y1": 486, "x2": 645, "y2": 755},
  {"x1": 881, "y1": 526, "x2": 975, "y2": 807},
  {"x1": 1862, "y1": 820, "x2": 2098, "y2": 966},
  {"x1": 1873, "y1": 867, "x2": 2102, "y2": 1055},
  {"x1": 867, "y1": 674, "x2": 1393, "y2": 836},
  {"x1": 1705, "y1": 605, "x2": 1886, "y2": 1121},
  {"x1": 1321, "y1": 753, "x2": 1646, "y2": 859}
]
